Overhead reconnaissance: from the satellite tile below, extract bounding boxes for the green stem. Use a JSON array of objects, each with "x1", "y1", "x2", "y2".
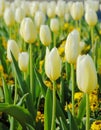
[
  {"x1": 91, "y1": 26, "x2": 94, "y2": 49},
  {"x1": 86, "y1": 93, "x2": 90, "y2": 130},
  {"x1": 71, "y1": 64, "x2": 75, "y2": 116},
  {"x1": 53, "y1": 33, "x2": 56, "y2": 47},
  {"x1": 24, "y1": 72, "x2": 27, "y2": 81},
  {"x1": 14, "y1": 76, "x2": 17, "y2": 105},
  {"x1": 30, "y1": 44, "x2": 33, "y2": 100},
  {"x1": 10, "y1": 117, "x2": 14, "y2": 130},
  {"x1": 51, "y1": 81, "x2": 56, "y2": 130},
  {"x1": 76, "y1": 20, "x2": 78, "y2": 29}
]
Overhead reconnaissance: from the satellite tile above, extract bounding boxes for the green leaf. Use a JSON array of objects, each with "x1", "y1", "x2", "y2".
[
  {"x1": 34, "y1": 68, "x2": 47, "y2": 97},
  {"x1": 2, "y1": 78, "x2": 12, "y2": 104},
  {"x1": 56, "y1": 99, "x2": 68, "y2": 128},
  {"x1": 59, "y1": 117, "x2": 69, "y2": 130},
  {"x1": 17, "y1": 93, "x2": 29, "y2": 106},
  {"x1": 77, "y1": 93, "x2": 86, "y2": 122},
  {"x1": 44, "y1": 88, "x2": 52, "y2": 130},
  {"x1": 0, "y1": 103, "x2": 34, "y2": 129},
  {"x1": 11, "y1": 52, "x2": 35, "y2": 119},
  {"x1": 67, "y1": 108, "x2": 78, "y2": 130}
]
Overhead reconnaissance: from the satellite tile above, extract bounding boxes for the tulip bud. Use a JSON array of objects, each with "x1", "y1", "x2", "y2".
[
  {"x1": 45, "y1": 47, "x2": 61, "y2": 81},
  {"x1": 47, "y1": 1, "x2": 56, "y2": 18},
  {"x1": 20, "y1": 17, "x2": 37, "y2": 44},
  {"x1": 4, "y1": 8, "x2": 15, "y2": 26},
  {"x1": 18, "y1": 52, "x2": 29, "y2": 72},
  {"x1": 39, "y1": 1, "x2": 48, "y2": 14},
  {"x1": 40, "y1": 25, "x2": 51, "y2": 46},
  {"x1": 30, "y1": 1, "x2": 39, "y2": 17},
  {"x1": 7, "y1": 39, "x2": 20, "y2": 62},
  {"x1": 84, "y1": 0, "x2": 99, "y2": 12},
  {"x1": 76, "y1": 54, "x2": 98, "y2": 93},
  {"x1": 65, "y1": 29, "x2": 80, "y2": 64},
  {"x1": 70, "y1": 2, "x2": 84, "y2": 21},
  {"x1": 50, "y1": 18, "x2": 59, "y2": 33},
  {"x1": 15, "y1": 7, "x2": 25, "y2": 24},
  {"x1": 55, "y1": 1, "x2": 65, "y2": 18},
  {"x1": 0, "y1": 0, "x2": 5, "y2": 17},
  {"x1": 85, "y1": 9, "x2": 98, "y2": 26},
  {"x1": 34, "y1": 10, "x2": 46, "y2": 30}
]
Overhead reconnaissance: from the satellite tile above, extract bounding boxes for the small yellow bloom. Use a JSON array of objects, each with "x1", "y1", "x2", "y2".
[{"x1": 91, "y1": 120, "x2": 101, "y2": 130}]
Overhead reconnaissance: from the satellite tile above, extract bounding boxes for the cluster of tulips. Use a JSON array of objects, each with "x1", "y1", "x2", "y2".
[{"x1": 0, "y1": 0, "x2": 101, "y2": 130}]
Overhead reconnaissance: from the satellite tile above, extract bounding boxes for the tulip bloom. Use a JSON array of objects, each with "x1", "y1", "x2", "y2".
[
  {"x1": 20, "y1": 17, "x2": 37, "y2": 44},
  {"x1": 45, "y1": 47, "x2": 61, "y2": 81},
  {"x1": 18, "y1": 52, "x2": 29, "y2": 72},
  {"x1": 4, "y1": 8, "x2": 15, "y2": 26},
  {"x1": 65, "y1": 29, "x2": 80, "y2": 64},
  {"x1": 40, "y1": 25, "x2": 52, "y2": 46},
  {"x1": 76, "y1": 54, "x2": 98, "y2": 93},
  {"x1": 7, "y1": 40, "x2": 20, "y2": 62},
  {"x1": 34, "y1": 10, "x2": 46, "y2": 30},
  {"x1": 50, "y1": 18, "x2": 59, "y2": 33},
  {"x1": 70, "y1": 2, "x2": 84, "y2": 21},
  {"x1": 15, "y1": 7, "x2": 25, "y2": 24},
  {"x1": 85, "y1": 9, "x2": 98, "y2": 26}
]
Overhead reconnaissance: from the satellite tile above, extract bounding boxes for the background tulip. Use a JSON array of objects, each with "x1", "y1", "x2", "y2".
[
  {"x1": 34, "y1": 10, "x2": 46, "y2": 31},
  {"x1": 65, "y1": 29, "x2": 80, "y2": 64},
  {"x1": 4, "y1": 8, "x2": 15, "y2": 26},
  {"x1": 76, "y1": 54, "x2": 98, "y2": 93},
  {"x1": 30, "y1": 1, "x2": 39, "y2": 17},
  {"x1": 40, "y1": 25, "x2": 51, "y2": 46},
  {"x1": 0, "y1": 0, "x2": 5, "y2": 17},
  {"x1": 85, "y1": 9, "x2": 98, "y2": 26},
  {"x1": 45, "y1": 47, "x2": 61, "y2": 81},
  {"x1": 70, "y1": 2, "x2": 84, "y2": 21},
  {"x1": 18, "y1": 52, "x2": 29, "y2": 72},
  {"x1": 15, "y1": 7, "x2": 25, "y2": 24},
  {"x1": 7, "y1": 39, "x2": 20, "y2": 62},
  {"x1": 50, "y1": 18, "x2": 59, "y2": 33},
  {"x1": 20, "y1": 17, "x2": 37, "y2": 44}
]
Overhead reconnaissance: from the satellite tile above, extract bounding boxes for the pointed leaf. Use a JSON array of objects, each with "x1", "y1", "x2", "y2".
[
  {"x1": 2, "y1": 78, "x2": 12, "y2": 103},
  {"x1": 34, "y1": 68, "x2": 47, "y2": 97},
  {"x1": 44, "y1": 88, "x2": 52, "y2": 130},
  {"x1": 67, "y1": 108, "x2": 78, "y2": 130},
  {"x1": 0, "y1": 103, "x2": 34, "y2": 129},
  {"x1": 77, "y1": 93, "x2": 86, "y2": 122}
]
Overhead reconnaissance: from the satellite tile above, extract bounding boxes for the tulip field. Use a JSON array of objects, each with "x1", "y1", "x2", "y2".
[{"x1": 0, "y1": 0, "x2": 101, "y2": 130}]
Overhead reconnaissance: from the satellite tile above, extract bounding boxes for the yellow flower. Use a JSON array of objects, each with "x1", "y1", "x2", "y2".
[
  {"x1": 36, "y1": 111, "x2": 44, "y2": 123},
  {"x1": 74, "y1": 92, "x2": 83, "y2": 101},
  {"x1": 91, "y1": 120, "x2": 101, "y2": 130},
  {"x1": 44, "y1": 80, "x2": 52, "y2": 90},
  {"x1": 63, "y1": 23, "x2": 69, "y2": 30}
]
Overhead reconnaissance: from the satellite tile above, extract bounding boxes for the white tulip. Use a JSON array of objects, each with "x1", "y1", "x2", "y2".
[
  {"x1": 55, "y1": 1, "x2": 65, "y2": 18},
  {"x1": 50, "y1": 18, "x2": 59, "y2": 33},
  {"x1": 85, "y1": 9, "x2": 98, "y2": 26},
  {"x1": 7, "y1": 39, "x2": 20, "y2": 62},
  {"x1": 18, "y1": 52, "x2": 29, "y2": 72},
  {"x1": 45, "y1": 47, "x2": 62, "y2": 81},
  {"x1": 76, "y1": 54, "x2": 98, "y2": 93},
  {"x1": 20, "y1": 17, "x2": 37, "y2": 44},
  {"x1": 4, "y1": 8, "x2": 15, "y2": 26},
  {"x1": 40, "y1": 25, "x2": 51, "y2": 46},
  {"x1": 70, "y1": 2, "x2": 84, "y2": 21},
  {"x1": 34, "y1": 10, "x2": 46, "y2": 30},
  {"x1": 0, "y1": 0, "x2": 5, "y2": 17},
  {"x1": 39, "y1": 1, "x2": 48, "y2": 14},
  {"x1": 65, "y1": 29, "x2": 80, "y2": 64},
  {"x1": 84, "y1": 0, "x2": 99, "y2": 12},
  {"x1": 47, "y1": 1, "x2": 56, "y2": 18},
  {"x1": 15, "y1": 7, "x2": 25, "y2": 24},
  {"x1": 30, "y1": 1, "x2": 39, "y2": 17}
]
